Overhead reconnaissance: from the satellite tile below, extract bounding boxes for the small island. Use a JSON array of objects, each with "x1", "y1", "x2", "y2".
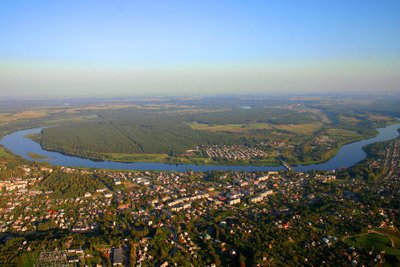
[{"x1": 27, "y1": 152, "x2": 48, "y2": 160}]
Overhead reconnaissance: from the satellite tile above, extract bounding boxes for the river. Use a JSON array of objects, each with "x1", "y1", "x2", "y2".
[{"x1": 1, "y1": 123, "x2": 399, "y2": 172}]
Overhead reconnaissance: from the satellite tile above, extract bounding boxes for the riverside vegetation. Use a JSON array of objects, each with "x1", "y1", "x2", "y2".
[{"x1": 17, "y1": 96, "x2": 399, "y2": 166}]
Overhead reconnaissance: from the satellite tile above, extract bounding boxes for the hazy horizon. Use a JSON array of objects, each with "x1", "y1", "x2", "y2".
[{"x1": 1, "y1": 1, "x2": 399, "y2": 97}]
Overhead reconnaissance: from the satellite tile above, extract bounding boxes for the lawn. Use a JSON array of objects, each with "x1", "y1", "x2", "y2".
[
  {"x1": 343, "y1": 232, "x2": 400, "y2": 266},
  {"x1": 375, "y1": 228, "x2": 400, "y2": 249},
  {"x1": 20, "y1": 253, "x2": 38, "y2": 267}
]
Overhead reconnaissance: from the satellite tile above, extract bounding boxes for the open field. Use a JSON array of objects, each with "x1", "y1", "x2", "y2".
[
  {"x1": 44, "y1": 114, "x2": 99, "y2": 125},
  {"x1": 339, "y1": 115, "x2": 361, "y2": 123},
  {"x1": 343, "y1": 229, "x2": 400, "y2": 266},
  {"x1": 189, "y1": 122, "x2": 272, "y2": 133},
  {"x1": 375, "y1": 228, "x2": 400, "y2": 249},
  {"x1": 0, "y1": 110, "x2": 49, "y2": 122},
  {"x1": 274, "y1": 122, "x2": 323, "y2": 135},
  {"x1": 190, "y1": 121, "x2": 323, "y2": 135},
  {"x1": 343, "y1": 233, "x2": 398, "y2": 253},
  {"x1": 326, "y1": 128, "x2": 362, "y2": 139},
  {"x1": 305, "y1": 107, "x2": 331, "y2": 124},
  {"x1": 100, "y1": 152, "x2": 168, "y2": 163}
]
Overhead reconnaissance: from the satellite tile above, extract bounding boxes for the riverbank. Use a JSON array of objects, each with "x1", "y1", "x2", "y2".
[{"x1": 1, "y1": 122, "x2": 399, "y2": 172}]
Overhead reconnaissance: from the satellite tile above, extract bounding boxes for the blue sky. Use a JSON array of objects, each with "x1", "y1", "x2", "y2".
[{"x1": 0, "y1": 0, "x2": 399, "y2": 97}]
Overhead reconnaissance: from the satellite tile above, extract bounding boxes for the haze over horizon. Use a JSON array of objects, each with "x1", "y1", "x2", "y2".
[{"x1": 1, "y1": 1, "x2": 399, "y2": 98}]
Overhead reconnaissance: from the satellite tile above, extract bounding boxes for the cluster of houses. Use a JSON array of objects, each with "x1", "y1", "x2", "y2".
[
  {"x1": 0, "y1": 177, "x2": 30, "y2": 191},
  {"x1": 202, "y1": 145, "x2": 268, "y2": 160},
  {"x1": 0, "y1": 180, "x2": 114, "y2": 233},
  {"x1": 0, "y1": 167, "x2": 294, "y2": 237},
  {"x1": 0, "y1": 142, "x2": 399, "y2": 266}
]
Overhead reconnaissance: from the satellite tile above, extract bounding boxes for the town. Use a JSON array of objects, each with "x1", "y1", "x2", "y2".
[{"x1": 0, "y1": 137, "x2": 399, "y2": 266}]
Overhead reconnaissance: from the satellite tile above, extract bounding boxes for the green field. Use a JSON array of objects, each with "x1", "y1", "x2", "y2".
[
  {"x1": 97, "y1": 152, "x2": 169, "y2": 163},
  {"x1": 274, "y1": 122, "x2": 323, "y2": 135},
  {"x1": 326, "y1": 128, "x2": 362, "y2": 140},
  {"x1": 189, "y1": 122, "x2": 273, "y2": 133},
  {"x1": 343, "y1": 230, "x2": 400, "y2": 266},
  {"x1": 190, "y1": 121, "x2": 323, "y2": 135}
]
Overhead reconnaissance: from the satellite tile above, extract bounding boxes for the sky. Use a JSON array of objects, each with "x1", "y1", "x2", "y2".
[{"x1": 0, "y1": 0, "x2": 399, "y2": 98}]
